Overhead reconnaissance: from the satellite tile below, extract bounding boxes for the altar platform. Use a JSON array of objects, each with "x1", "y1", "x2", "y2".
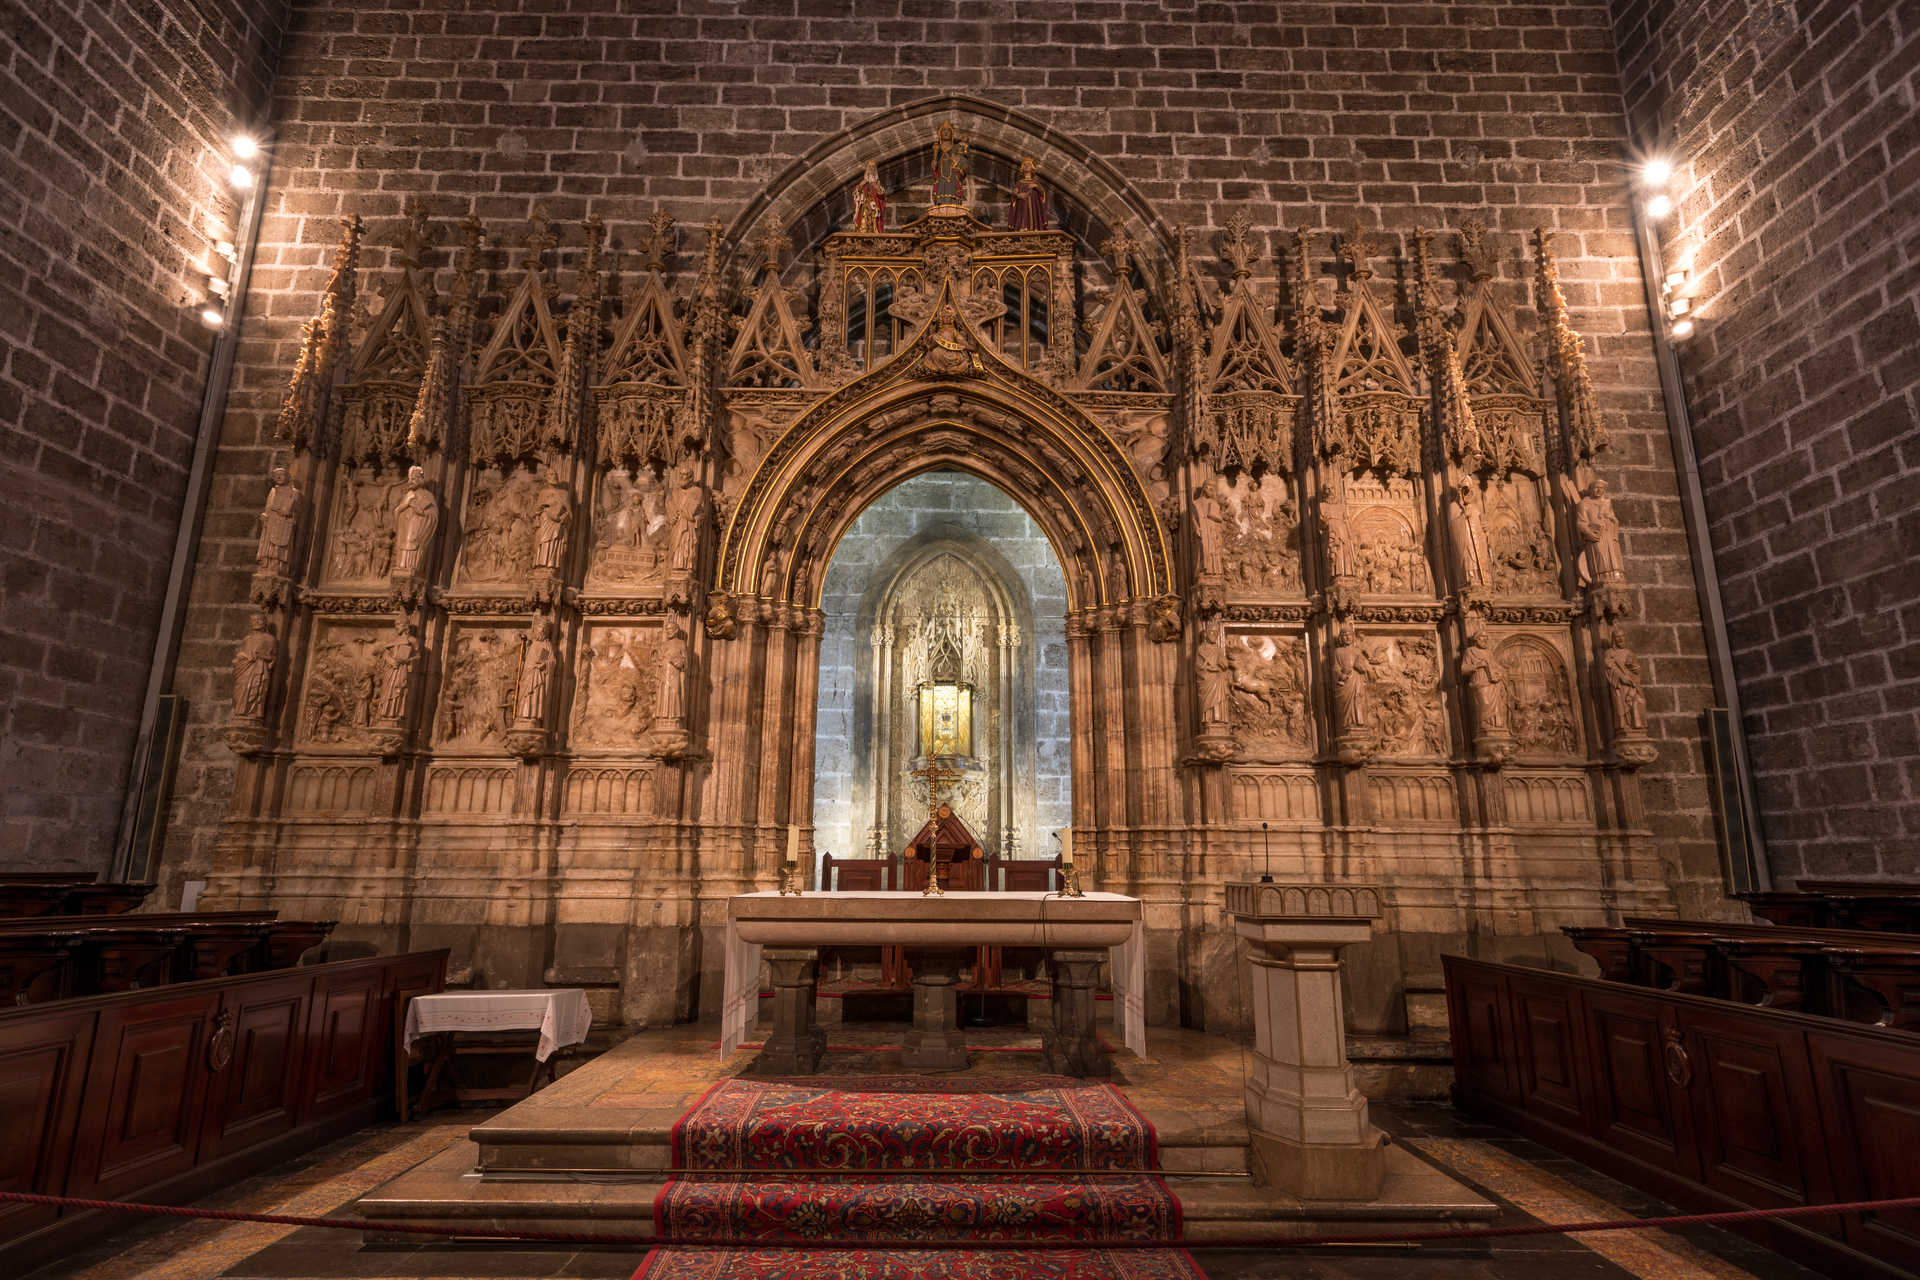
[{"x1": 354, "y1": 1019, "x2": 1494, "y2": 1243}]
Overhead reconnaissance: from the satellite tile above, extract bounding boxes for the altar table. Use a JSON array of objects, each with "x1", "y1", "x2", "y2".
[{"x1": 723, "y1": 891, "x2": 1145, "y2": 1076}]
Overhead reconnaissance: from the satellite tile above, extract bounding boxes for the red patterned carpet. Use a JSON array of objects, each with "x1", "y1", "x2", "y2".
[{"x1": 637, "y1": 1075, "x2": 1202, "y2": 1279}]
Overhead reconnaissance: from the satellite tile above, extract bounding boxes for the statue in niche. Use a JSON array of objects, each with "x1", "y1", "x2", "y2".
[
  {"x1": 851, "y1": 160, "x2": 886, "y2": 233},
  {"x1": 1319, "y1": 482, "x2": 1356, "y2": 585},
  {"x1": 1330, "y1": 622, "x2": 1370, "y2": 738},
  {"x1": 372, "y1": 615, "x2": 419, "y2": 724},
  {"x1": 1104, "y1": 546, "x2": 1129, "y2": 602},
  {"x1": 514, "y1": 616, "x2": 557, "y2": 725},
  {"x1": 650, "y1": 617, "x2": 694, "y2": 758},
  {"x1": 1229, "y1": 635, "x2": 1311, "y2": 752},
  {"x1": 667, "y1": 465, "x2": 707, "y2": 577},
  {"x1": 1008, "y1": 154, "x2": 1050, "y2": 231},
  {"x1": 1602, "y1": 629, "x2": 1648, "y2": 737},
  {"x1": 590, "y1": 466, "x2": 668, "y2": 584},
  {"x1": 230, "y1": 613, "x2": 276, "y2": 722},
  {"x1": 1561, "y1": 475, "x2": 1626, "y2": 586},
  {"x1": 391, "y1": 465, "x2": 440, "y2": 580},
  {"x1": 1500, "y1": 637, "x2": 1576, "y2": 754},
  {"x1": 532, "y1": 468, "x2": 572, "y2": 573},
  {"x1": 1458, "y1": 615, "x2": 1509, "y2": 740},
  {"x1": 254, "y1": 466, "x2": 302, "y2": 578},
  {"x1": 931, "y1": 120, "x2": 969, "y2": 208},
  {"x1": 1446, "y1": 479, "x2": 1489, "y2": 590},
  {"x1": 437, "y1": 629, "x2": 513, "y2": 747},
  {"x1": 1191, "y1": 474, "x2": 1227, "y2": 579},
  {"x1": 573, "y1": 628, "x2": 662, "y2": 746},
  {"x1": 1364, "y1": 634, "x2": 1448, "y2": 758},
  {"x1": 330, "y1": 474, "x2": 395, "y2": 582},
  {"x1": 1196, "y1": 625, "x2": 1232, "y2": 731},
  {"x1": 921, "y1": 304, "x2": 982, "y2": 378}
]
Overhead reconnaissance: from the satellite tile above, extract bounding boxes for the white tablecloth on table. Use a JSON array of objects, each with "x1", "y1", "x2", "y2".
[{"x1": 403, "y1": 989, "x2": 592, "y2": 1062}]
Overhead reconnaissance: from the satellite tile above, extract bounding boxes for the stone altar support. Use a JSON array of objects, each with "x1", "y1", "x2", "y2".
[
  {"x1": 1227, "y1": 881, "x2": 1387, "y2": 1200},
  {"x1": 724, "y1": 891, "x2": 1145, "y2": 1076}
]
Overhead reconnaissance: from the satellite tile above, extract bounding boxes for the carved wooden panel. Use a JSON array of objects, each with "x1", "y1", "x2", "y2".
[
  {"x1": 1511, "y1": 972, "x2": 1589, "y2": 1132},
  {"x1": 66, "y1": 991, "x2": 217, "y2": 1199},
  {"x1": 1681, "y1": 1008, "x2": 1823, "y2": 1208},
  {"x1": 1809, "y1": 1033, "x2": 1920, "y2": 1270},
  {"x1": 0, "y1": 1010, "x2": 93, "y2": 1241},
  {"x1": 300, "y1": 968, "x2": 381, "y2": 1117},
  {"x1": 1583, "y1": 991, "x2": 1696, "y2": 1178},
  {"x1": 1446, "y1": 964, "x2": 1518, "y2": 1103},
  {"x1": 201, "y1": 974, "x2": 313, "y2": 1162}
]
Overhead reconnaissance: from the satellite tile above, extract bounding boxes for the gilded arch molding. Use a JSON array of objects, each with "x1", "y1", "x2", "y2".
[{"x1": 716, "y1": 300, "x2": 1174, "y2": 615}]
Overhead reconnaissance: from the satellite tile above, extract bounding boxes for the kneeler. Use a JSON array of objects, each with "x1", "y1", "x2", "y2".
[{"x1": 884, "y1": 804, "x2": 1003, "y2": 991}]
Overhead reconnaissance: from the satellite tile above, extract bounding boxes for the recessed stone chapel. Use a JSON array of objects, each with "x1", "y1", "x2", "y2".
[{"x1": 1, "y1": 3, "x2": 1916, "y2": 1279}]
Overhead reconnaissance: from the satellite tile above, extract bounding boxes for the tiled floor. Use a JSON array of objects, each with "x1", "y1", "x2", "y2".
[{"x1": 25, "y1": 1023, "x2": 1824, "y2": 1280}]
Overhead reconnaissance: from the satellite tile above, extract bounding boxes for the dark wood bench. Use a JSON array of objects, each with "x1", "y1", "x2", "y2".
[
  {"x1": 0, "y1": 913, "x2": 336, "y2": 1003},
  {"x1": 0, "y1": 877, "x2": 155, "y2": 918}
]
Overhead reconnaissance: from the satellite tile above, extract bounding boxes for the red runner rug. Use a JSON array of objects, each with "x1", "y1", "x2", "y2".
[
  {"x1": 641, "y1": 1074, "x2": 1201, "y2": 1279},
  {"x1": 670, "y1": 1076, "x2": 1158, "y2": 1172}
]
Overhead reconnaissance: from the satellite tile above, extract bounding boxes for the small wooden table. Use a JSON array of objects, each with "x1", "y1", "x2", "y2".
[{"x1": 398, "y1": 989, "x2": 592, "y2": 1119}]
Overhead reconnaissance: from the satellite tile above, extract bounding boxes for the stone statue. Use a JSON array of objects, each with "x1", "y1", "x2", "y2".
[
  {"x1": 922, "y1": 303, "x2": 980, "y2": 378},
  {"x1": 254, "y1": 466, "x2": 302, "y2": 577},
  {"x1": 658, "y1": 618, "x2": 689, "y2": 726},
  {"x1": 372, "y1": 615, "x2": 419, "y2": 724},
  {"x1": 1196, "y1": 623, "x2": 1231, "y2": 729},
  {"x1": 515, "y1": 616, "x2": 557, "y2": 724},
  {"x1": 1319, "y1": 482, "x2": 1355, "y2": 582},
  {"x1": 1562, "y1": 475, "x2": 1625, "y2": 586},
  {"x1": 1191, "y1": 475, "x2": 1226, "y2": 579},
  {"x1": 1458, "y1": 615, "x2": 1508, "y2": 736},
  {"x1": 931, "y1": 120, "x2": 969, "y2": 208},
  {"x1": 667, "y1": 466, "x2": 706, "y2": 576},
  {"x1": 1602, "y1": 629, "x2": 1647, "y2": 735},
  {"x1": 230, "y1": 614, "x2": 276, "y2": 721},
  {"x1": 1330, "y1": 622, "x2": 1369, "y2": 736},
  {"x1": 532, "y1": 468, "x2": 572, "y2": 572},
  {"x1": 851, "y1": 160, "x2": 886, "y2": 233},
  {"x1": 1446, "y1": 479, "x2": 1488, "y2": 590},
  {"x1": 391, "y1": 465, "x2": 440, "y2": 578},
  {"x1": 1009, "y1": 154, "x2": 1049, "y2": 230}
]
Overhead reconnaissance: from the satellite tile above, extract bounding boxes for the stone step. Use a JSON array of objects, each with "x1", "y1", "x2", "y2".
[{"x1": 355, "y1": 1140, "x2": 1493, "y2": 1246}]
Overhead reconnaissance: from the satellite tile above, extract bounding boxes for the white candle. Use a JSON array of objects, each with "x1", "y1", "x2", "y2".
[
  {"x1": 1058, "y1": 828, "x2": 1073, "y2": 866},
  {"x1": 786, "y1": 824, "x2": 801, "y2": 864}
]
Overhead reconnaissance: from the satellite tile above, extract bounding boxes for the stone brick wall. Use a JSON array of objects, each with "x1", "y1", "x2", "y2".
[
  {"x1": 1611, "y1": 0, "x2": 1920, "y2": 881},
  {"x1": 0, "y1": 0, "x2": 289, "y2": 872},
  {"x1": 152, "y1": 0, "x2": 1731, "y2": 916},
  {"x1": 813, "y1": 471, "x2": 1071, "y2": 865}
]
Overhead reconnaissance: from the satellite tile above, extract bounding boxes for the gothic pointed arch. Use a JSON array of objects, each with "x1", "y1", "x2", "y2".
[{"x1": 716, "y1": 280, "x2": 1173, "y2": 614}]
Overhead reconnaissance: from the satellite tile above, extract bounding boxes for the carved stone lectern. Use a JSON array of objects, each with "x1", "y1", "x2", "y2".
[{"x1": 1227, "y1": 881, "x2": 1386, "y2": 1200}]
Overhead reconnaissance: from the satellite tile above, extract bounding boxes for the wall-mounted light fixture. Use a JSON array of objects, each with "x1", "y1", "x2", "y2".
[{"x1": 200, "y1": 134, "x2": 263, "y2": 328}]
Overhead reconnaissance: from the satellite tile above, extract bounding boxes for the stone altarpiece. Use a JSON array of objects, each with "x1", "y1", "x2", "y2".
[{"x1": 209, "y1": 114, "x2": 1673, "y2": 1033}]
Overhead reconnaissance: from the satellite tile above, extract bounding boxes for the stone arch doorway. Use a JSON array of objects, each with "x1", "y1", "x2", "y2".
[{"x1": 811, "y1": 472, "x2": 1072, "y2": 881}]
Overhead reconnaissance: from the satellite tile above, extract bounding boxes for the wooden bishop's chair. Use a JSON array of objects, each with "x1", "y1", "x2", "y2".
[{"x1": 888, "y1": 805, "x2": 999, "y2": 990}]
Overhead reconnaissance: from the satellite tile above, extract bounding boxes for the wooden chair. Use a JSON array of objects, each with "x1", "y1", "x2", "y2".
[{"x1": 821, "y1": 853, "x2": 895, "y2": 892}]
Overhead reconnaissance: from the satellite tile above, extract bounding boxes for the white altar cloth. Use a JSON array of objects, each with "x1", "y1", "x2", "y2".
[
  {"x1": 721, "y1": 891, "x2": 1146, "y2": 1058},
  {"x1": 403, "y1": 989, "x2": 592, "y2": 1062}
]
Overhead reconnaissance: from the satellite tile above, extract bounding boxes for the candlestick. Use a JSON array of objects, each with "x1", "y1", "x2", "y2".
[
  {"x1": 779, "y1": 824, "x2": 803, "y2": 895},
  {"x1": 1057, "y1": 827, "x2": 1084, "y2": 898}
]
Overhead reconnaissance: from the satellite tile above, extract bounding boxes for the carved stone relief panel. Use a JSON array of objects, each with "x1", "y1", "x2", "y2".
[
  {"x1": 1370, "y1": 770, "x2": 1459, "y2": 823},
  {"x1": 1483, "y1": 475, "x2": 1560, "y2": 596},
  {"x1": 296, "y1": 621, "x2": 385, "y2": 748},
  {"x1": 455, "y1": 468, "x2": 540, "y2": 586},
  {"x1": 423, "y1": 765, "x2": 514, "y2": 814},
  {"x1": 1495, "y1": 633, "x2": 1579, "y2": 756},
  {"x1": 1503, "y1": 771, "x2": 1593, "y2": 824},
  {"x1": 434, "y1": 625, "x2": 521, "y2": 751},
  {"x1": 1221, "y1": 474, "x2": 1301, "y2": 596},
  {"x1": 324, "y1": 472, "x2": 400, "y2": 585},
  {"x1": 1227, "y1": 768, "x2": 1321, "y2": 822},
  {"x1": 587, "y1": 466, "x2": 670, "y2": 588},
  {"x1": 572, "y1": 624, "x2": 663, "y2": 750},
  {"x1": 1358, "y1": 631, "x2": 1450, "y2": 759},
  {"x1": 1345, "y1": 477, "x2": 1431, "y2": 597},
  {"x1": 1226, "y1": 632, "x2": 1312, "y2": 759}
]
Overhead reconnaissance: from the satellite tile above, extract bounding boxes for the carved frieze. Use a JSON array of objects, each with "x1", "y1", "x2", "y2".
[
  {"x1": 1219, "y1": 473, "x2": 1301, "y2": 596},
  {"x1": 435, "y1": 625, "x2": 520, "y2": 751},
  {"x1": 1354, "y1": 630, "x2": 1450, "y2": 760},
  {"x1": 1496, "y1": 633, "x2": 1578, "y2": 757},
  {"x1": 572, "y1": 624, "x2": 663, "y2": 750},
  {"x1": 325, "y1": 472, "x2": 399, "y2": 585},
  {"x1": 1227, "y1": 633, "x2": 1312, "y2": 758},
  {"x1": 297, "y1": 622, "x2": 386, "y2": 748},
  {"x1": 1345, "y1": 477, "x2": 1431, "y2": 597}
]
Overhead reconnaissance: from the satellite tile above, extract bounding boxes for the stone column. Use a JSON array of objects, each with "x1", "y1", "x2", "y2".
[
  {"x1": 758, "y1": 947, "x2": 825, "y2": 1074},
  {"x1": 901, "y1": 948, "x2": 969, "y2": 1071},
  {"x1": 1045, "y1": 949, "x2": 1108, "y2": 1078},
  {"x1": 1227, "y1": 881, "x2": 1386, "y2": 1200}
]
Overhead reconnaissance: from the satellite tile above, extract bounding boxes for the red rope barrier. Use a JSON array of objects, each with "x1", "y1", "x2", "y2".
[{"x1": 4, "y1": 1188, "x2": 1918, "y2": 1251}]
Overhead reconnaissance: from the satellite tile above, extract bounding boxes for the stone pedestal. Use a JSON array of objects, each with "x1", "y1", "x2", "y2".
[
  {"x1": 1045, "y1": 949, "x2": 1109, "y2": 1078},
  {"x1": 1228, "y1": 882, "x2": 1387, "y2": 1200},
  {"x1": 758, "y1": 948, "x2": 825, "y2": 1074},
  {"x1": 901, "y1": 948, "x2": 969, "y2": 1071}
]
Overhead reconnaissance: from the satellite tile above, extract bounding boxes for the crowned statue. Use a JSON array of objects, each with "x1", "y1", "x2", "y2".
[
  {"x1": 851, "y1": 160, "x2": 886, "y2": 233},
  {"x1": 1009, "y1": 154, "x2": 1050, "y2": 231},
  {"x1": 931, "y1": 120, "x2": 969, "y2": 209}
]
